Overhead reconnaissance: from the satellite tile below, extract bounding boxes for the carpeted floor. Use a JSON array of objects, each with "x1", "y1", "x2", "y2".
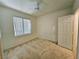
[{"x1": 8, "y1": 38, "x2": 74, "y2": 59}]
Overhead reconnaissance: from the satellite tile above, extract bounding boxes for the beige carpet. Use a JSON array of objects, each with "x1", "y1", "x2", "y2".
[{"x1": 8, "y1": 38, "x2": 74, "y2": 59}]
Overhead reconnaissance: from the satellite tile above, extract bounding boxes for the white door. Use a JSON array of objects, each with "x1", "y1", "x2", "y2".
[{"x1": 58, "y1": 15, "x2": 73, "y2": 50}]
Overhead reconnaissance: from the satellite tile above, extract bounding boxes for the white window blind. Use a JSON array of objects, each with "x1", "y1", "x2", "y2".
[
  {"x1": 13, "y1": 17, "x2": 31, "y2": 36},
  {"x1": 23, "y1": 19, "x2": 31, "y2": 34}
]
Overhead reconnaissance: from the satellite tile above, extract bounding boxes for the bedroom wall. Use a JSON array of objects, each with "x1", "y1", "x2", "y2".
[
  {"x1": 74, "y1": 10, "x2": 79, "y2": 59},
  {"x1": 73, "y1": 0, "x2": 79, "y2": 59},
  {"x1": 73, "y1": 0, "x2": 79, "y2": 11},
  {"x1": 0, "y1": 6, "x2": 37, "y2": 50},
  {"x1": 37, "y1": 8, "x2": 73, "y2": 43},
  {"x1": 73, "y1": 1, "x2": 79, "y2": 59}
]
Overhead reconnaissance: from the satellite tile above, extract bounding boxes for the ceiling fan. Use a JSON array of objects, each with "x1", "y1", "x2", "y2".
[
  {"x1": 34, "y1": 0, "x2": 47, "y2": 11},
  {"x1": 35, "y1": 2, "x2": 40, "y2": 10}
]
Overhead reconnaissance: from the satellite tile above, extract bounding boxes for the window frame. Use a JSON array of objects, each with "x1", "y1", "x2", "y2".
[{"x1": 13, "y1": 16, "x2": 32, "y2": 37}]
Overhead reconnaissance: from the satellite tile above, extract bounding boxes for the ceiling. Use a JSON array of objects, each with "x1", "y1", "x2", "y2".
[{"x1": 0, "y1": 0, "x2": 74, "y2": 16}]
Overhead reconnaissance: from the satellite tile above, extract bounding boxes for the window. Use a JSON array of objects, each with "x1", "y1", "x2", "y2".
[{"x1": 13, "y1": 17, "x2": 31, "y2": 36}]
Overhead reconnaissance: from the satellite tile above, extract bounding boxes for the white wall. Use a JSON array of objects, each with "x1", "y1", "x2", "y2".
[
  {"x1": 75, "y1": 9, "x2": 79, "y2": 59},
  {"x1": 37, "y1": 8, "x2": 72, "y2": 43},
  {"x1": 77, "y1": 23, "x2": 79, "y2": 59},
  {"x1": 0, "y1": 6, "x2": 37, "y2": 50},
  {"x1": 73, "y1": 1, "x2": 79, "y2": 58},
  {"x1": 73, "y1": 0, "x2": 79, "y2": 11}
]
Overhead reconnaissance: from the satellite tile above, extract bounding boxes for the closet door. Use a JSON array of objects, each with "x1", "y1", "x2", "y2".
[
  {"x1": 58, "y1": 15, "x2": 73, "y2": 50},
  {"x1": 0, "y1": 32, "x2": 2, "y2": 59},
  {"x1": 0, "y1": 42, "x2": 2, "y2": 59},
  {"x1": 0, "y1": 40, "x2": 2, "y2": 59}
]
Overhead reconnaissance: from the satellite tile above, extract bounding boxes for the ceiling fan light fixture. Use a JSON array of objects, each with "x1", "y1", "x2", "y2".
[{"x1": 34, "y1": 1, "x2": 40, "y2": 11}]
